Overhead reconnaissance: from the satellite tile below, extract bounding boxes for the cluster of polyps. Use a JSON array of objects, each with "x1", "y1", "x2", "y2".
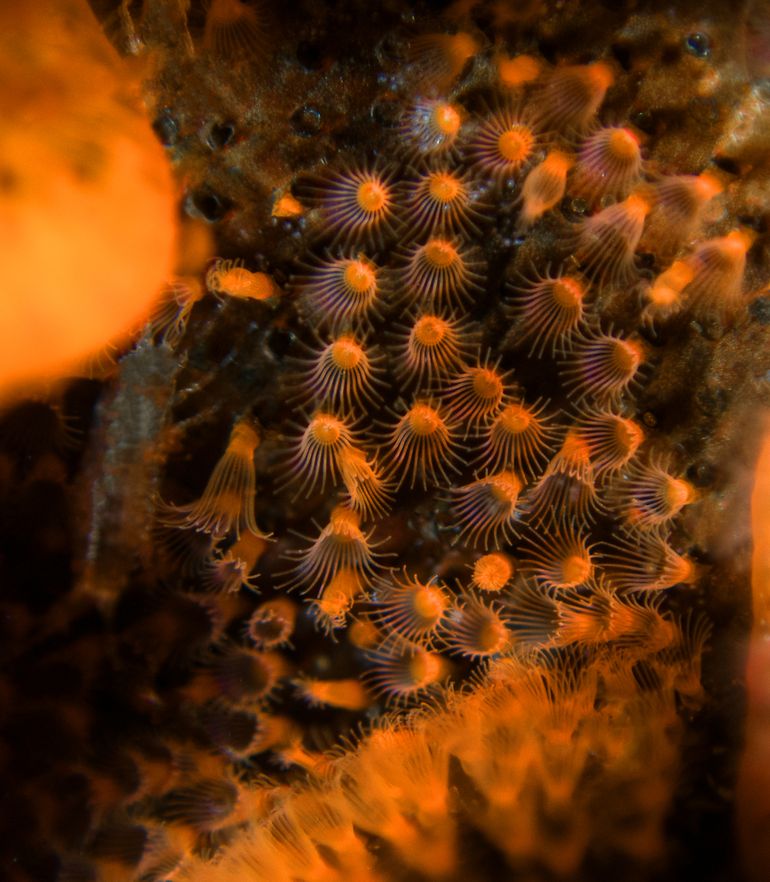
[{"x1": 135, "y1": 33, "x2": 737, "y2": 882}]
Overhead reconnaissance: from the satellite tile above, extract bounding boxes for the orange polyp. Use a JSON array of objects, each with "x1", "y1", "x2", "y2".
[
  {"x1": 470, "y1": 105, "x2": 538, "y2": 180},
  {"x1": 498, "y1": 127, "x2": 535, "y2": 163},
  {"x1": 479, "y1": 397, "x2": 559, "y2": 479},
  {"x1": 694, "y1": 170, "x2": 723, "y2": 200},
  {"x1": 400, "y1": 98, "x2": 465, "y2": 161},
  {"x1": 434, "y1": 102, "x2": 462, "y2": 136},
  {"x1": 445, "y1": 359, "x2": 511, "y2": 425},
  {"x1": 369, "y1": 570, "x2": 451, "y2": 648},
  {"x1": 575, "y1": 192, "x2": 650, "y2": 288},
  {"x1": 296, "y1": 677, "x2": 370, "y2": 711},
  {"x1": 344, "y1": 259, "x2": 377, "y2": 292},
  {"x1": 497, "y1": 54, "x2": 541, "y2": 88},
  {"x1": 571, "y1": 126, "x2": 643, "y2": 203},
  {"x1": 681, "y1": 229, "x2": 752, "y2": 316},
  {"x1": 664, "y1": 475, "x2": 697, "y2": 510},
  {"x1": 452, "y1": 470, "x2": 523, "y2": 548},
  {"x1": 272, "y1": 193, "x2": 304, "y2": 217},
  {"x1": 296, "y1": 253, "x2": 383, "y2": 330},
  {"x1": 392, "y1": 310, "x2": 475, "y2": 386},
  {"x1": 384, "y1": 399, "x2": 460, "y2": 489},
  {"x1": 288, "y1": 506, "x2": 381, "y2": 598},
  {"x1": 517, "y1": 150, "x2": 573, "y2": 229},
  {"x1": 408, "y1": 31, "x2": 480, "y2": 91},
  {"x1": 410, "y1": 402, "x2": 443, "y2": 435},
  {"x1": 159, "y1": 418, "x2": 265, "y2": 540},
  {"x1": 305, "y1": 164, "x2": 398, "y2": 246},
  {"x1": 424, "y1": 239, "x2": 459, "y2": 268},
  {"x1": 339, "y1": 445, "x2": 393, "y2": 519},
  {"x1": 415, "y1": 315, "x2": 446, "y2": 347},
  {"x1": 285, "y1": 411, "x2": 356, "y2": 497},
  {"x1": 442, "y1": 593, "x2": 511, "y2": 657},
  {"x1": 207, "y1": 261, "x2": 277, "y2": 301},
  {"x1": 472, "y1": 552, "x2": 514, "y2": 592},
  {"x1": 357, "y1": 180, "x2": 388, "y2": 213},
  {"x1": 533, "y1": 61, "x2": 615, "y2": 134},
  {"x1": 561, "y1": 553, "x2": 592, "y2": 586},
  {"x1": 509, "y1": 271, "x2": 588, "y2": 357},
  {"x1": 520, "y1": 522, "x2": 595, "y2": 589},
  {"x1": 401, "y1": 236, "x2": 484, "y2": 307},
  {"x1": 429, "y1": 173, "x2": 462, "y2": 203}
]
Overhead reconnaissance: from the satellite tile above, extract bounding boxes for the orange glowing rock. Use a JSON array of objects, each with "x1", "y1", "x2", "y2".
[{"x1": 0, "y1": 0, "x2": 177, "y2": 397}]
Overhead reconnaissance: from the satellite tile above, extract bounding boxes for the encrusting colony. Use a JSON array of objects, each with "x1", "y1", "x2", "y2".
[{"x1": 4, "y1": 4, "x2": 766, "y2": 882}]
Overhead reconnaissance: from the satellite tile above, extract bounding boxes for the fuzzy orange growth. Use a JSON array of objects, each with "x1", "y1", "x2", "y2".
[
  {"x1": 479, "y1": 398, "x2": 559, "y2": 478},
  {"x1": 246, "y1": 598, "x2": 297, "y2": 649},
  {"x1": 517, "y1": 150, "x2": 573, "y2": 230},
  {"x1": 401, "y1": 236, "x2": 484, "y2": 307},
  {"x1": 384, "y1": 399, "x2": 460, "y2": 489},
  {"x1": 298, "y1": 333, "x2": 385, "y2": 411},
  {"x1": 157, "y1": 777, "x2": 241, "y2": 833},
  {"x1": 575, "y1": 192, "x2": 650, "y2": 288},
  {"x1": 289, "y1": 506, "x2": 380, "y2": 597},
  {"x1": 509, "y1": 272, "x2": 589, "y2": 357},
  {"x1": 641, "y1": 259, "x2": 695, "y2": 326},
  {"x1": 614, "y1": 456, "x2": 697, "y2": 533},
  {"x1": 526, "y1": 429, "x2": 599, "y2": 524},
  {"x1": 452, "y1": 470, "x2": 523, "y2": 548},
  {"x1": 295, "y1": 677, "x2": 370, "y2": 711},
  {"x1": 575, "y1": 409, "x2": 644, "y2": 475},
  {"x1": 368, "y1": 570, "x2": 451, "y2": 647},
  {"x1": 203, "y1": 0, "x2": 268, "y2": 57},
  {"x1": 339, "y1": 445, "x2": 393, "y2": 519},
  {"x1": 392, "y1": 310, "x2": 474, "y2": 386},
  {"x1": 520, "y1": 521, "x2": 595, "y2": 589},
  {"x1": 445, "y1": 359, "x2": 511, "y2": 425},
  {"x1": 441, "y1": 593, "x2": 511, "y2": 657},
  {"x1": 206, "y1": 259, "x2": 277, "y2": 301},
  {"x1": 533, "y1": 61, "x2": 615, "y2": 133},
  {"x1": 272, "y1": 192, "x2": 304, "y2": 217},
  {"x1": 285, "y1": 410, "x2": 356, "y2": 497},
  {"x1": 560, "y1": 331, "x2": 645, "y2": 405},
  {"x1": 469, "y1": 105, "x2": 537, "y2": 180},
  {"x1": 296, "y1": 253, "x2": 382, "y2": 330},
  {"x1": 571, "y1": 126, "x2": 643, "y2": 203},
  {"x1": 400, "y1": 99, "x2": 465, "y2": 160},
  {"x1": 497, "y1": 53, "x2": 541, "y2": 88},
  {"x1": 160, "y1": 419, "x2": 263, "y2": 540},
  {"x1": 406, "y1": 167, "x2": 482, "y2": 238},
  {"x1": 681, "y1": 229, "x2": 753, "y2": 316},
  {"x1": 310, "y1": 165, "x2": 398, "y2": 246},
  {"x1": 363, "y1": 645, "x2": 450, "y2": 705},
  {"x1": 602, "y1": 533, "x2": 697, "y2": 592},
  {"x1": 472, "y1": 551, "x2": 515, "y2": 592},
  {"x1": 408, "y1": 31, "x2": 480, "y2": 90}
]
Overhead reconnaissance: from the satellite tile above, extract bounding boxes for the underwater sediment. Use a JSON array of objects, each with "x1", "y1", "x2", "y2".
[{"x1": 2, "y1": 1, "x2": 770, "y2": 881}]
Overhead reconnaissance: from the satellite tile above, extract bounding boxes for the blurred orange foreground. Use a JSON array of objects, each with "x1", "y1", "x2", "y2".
[
  {"x1": 738, "y1": 417, "x2": 770, "y2": 880},
  {"x1": 0, "y1": 0, "x2": 177, "y2": 397}
]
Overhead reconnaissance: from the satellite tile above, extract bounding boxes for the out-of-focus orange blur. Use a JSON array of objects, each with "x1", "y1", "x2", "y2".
[
  {"x1": 0, "y1": 0, "x2": 177, "y2": 398},
  {"x1": 737, "y1": 416, "x2": 770, "y2": 881}
]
